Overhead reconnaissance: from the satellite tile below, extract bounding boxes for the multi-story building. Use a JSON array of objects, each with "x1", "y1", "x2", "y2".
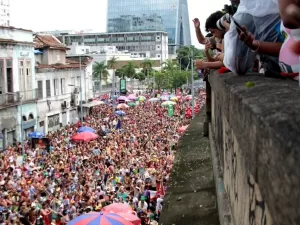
[
  {"x1": 58, "y1": 31, "x2": 168, "y2": 61},
  {"x1": 0, "y1": 26, "x2": 37, "y2": 149},
  {"x1": 0, "y1": 0, "x2": 10, "y2": 26},
  {"x1": 106, "y1": 0, "x2": 191, "y2": 54},
  {"x1": 34, "y1": 34, "x2": 94, "y2": 134},
  {"x1": 36, "y1": 29, "x2": 94, "y2": 36}
]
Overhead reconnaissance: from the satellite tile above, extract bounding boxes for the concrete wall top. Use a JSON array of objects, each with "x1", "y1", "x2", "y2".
[{"x1": 209, "y1": 71, "x2": 300, "y2": 225}]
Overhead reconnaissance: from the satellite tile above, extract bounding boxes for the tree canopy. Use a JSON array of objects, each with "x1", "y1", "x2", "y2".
[
  {"x1": 92, "y1": 61, "x2": 109, "y2": 83},
  {"x1": 176, "y1": 45, "x2": 206, "y2": 70}
]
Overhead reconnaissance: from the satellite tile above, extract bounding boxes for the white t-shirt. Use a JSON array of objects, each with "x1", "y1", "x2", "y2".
[{"x1": 138, "y1": 201, "x2": 148, "y2": 211}]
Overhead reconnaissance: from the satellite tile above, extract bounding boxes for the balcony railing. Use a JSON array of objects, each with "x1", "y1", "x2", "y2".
[
  {"x1": 0, "y1": 92, "x2": 19, "y2": 106},
  {"x1": 20, "y1": 89, "x2": 38, "y2": 102},
  {"x1": 0, "y1": 89, "x2": 38, "y2": 107}
]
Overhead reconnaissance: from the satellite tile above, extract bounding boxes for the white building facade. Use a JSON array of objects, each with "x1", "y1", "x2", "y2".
[
  {"x1": 0, "y1": 0, "x2": 10, "y2": 26},
  {"x1": 0, "y1": 26, "x2": 37, "y2": 150},
  {"x1": 34, "y1": 34, "x2": 94, "y2": 134},
  {"x1": 67, "y1": 44, "x2": 163, "y2": 92}
]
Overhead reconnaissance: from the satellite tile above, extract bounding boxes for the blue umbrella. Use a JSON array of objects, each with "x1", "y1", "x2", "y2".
[
  {"x1": 115, "y1": 110, "x2": 126, "y2": 116},
  {"x1": 28, "y1": 131, "x2": 44, "y2": 138},
  {"x1": 77, "y1": 126, "x2": 95, "y2": 133}
]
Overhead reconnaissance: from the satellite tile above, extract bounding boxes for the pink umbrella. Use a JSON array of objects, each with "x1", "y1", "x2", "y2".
[
  {"x1": 118, "y1": 96, "x2": 128, "y2": 101},
  {"x1": 185, "y1": 95, "x2": 192, "y2": 100},
  {"x1": 71, "y1": 132, "x2": 99, "y2": 142},
  {"x1": 102, "y1": 203, "x2": 133, "y2": 214},
  {"x1": 127, "y1": 94, "x2": 137, "y2": 100},
  {"x1": 178, "y1": 125, "x2": 189, "y2": 133},
  {"x1": 117, "y1": 213, "x2": 141, "y2": 225}
]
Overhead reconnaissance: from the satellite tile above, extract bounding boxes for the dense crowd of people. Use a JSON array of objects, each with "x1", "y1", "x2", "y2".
[{"x1": 0, "y1": 90, "x2": 204, "y2": 225}]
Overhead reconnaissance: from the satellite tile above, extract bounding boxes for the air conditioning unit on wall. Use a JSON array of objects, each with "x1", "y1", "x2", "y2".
[{"x1": 74, "y1": 95, "x2": 79, "y2": 106}]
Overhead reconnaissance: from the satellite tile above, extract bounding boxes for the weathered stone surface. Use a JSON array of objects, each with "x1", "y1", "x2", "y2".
[
  {"x1": 209, "y1": 71, "x2": 300, "y2": 225},
  {"x1": 159, "y1": 107, "x2": 219, "y2": 225}
]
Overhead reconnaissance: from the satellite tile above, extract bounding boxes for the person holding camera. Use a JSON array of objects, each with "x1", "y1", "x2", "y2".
[{"x1": 193, "y1": 11, "x2": 226, "y2": 70}]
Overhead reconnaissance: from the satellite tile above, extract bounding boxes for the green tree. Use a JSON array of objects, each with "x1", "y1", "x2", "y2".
[
  {"x1": 135, "y1": 72, "x2": 146, "y2": 82},
  {"x1": 176, "y1": 45, "x2": 206, "y2": 70},
  {"x1": 92, "y1": 61, "x2": 109, "y2": 93},
  {"x1": 154, "y1": 71, "x2": 168, "y2": 90},
  {"x1": 161, "y1": 60, "x2": 179, "y2": 91},
  {"x1": 171, "y1": 70, "x2": 189, "y2": 89},
  {"x1": 122, "y1": 61, "x2": 137, "y2": 79},
  {"x1": 107, "y1": 56, "x2": 118, "y2": 91},
  {"x1": 141, "y1": 59, "x2": 154, "y2": 76},
  {"x1": 161, "y1": 59, "x2": 178, "y2": 72},
  {"x1": 141, "y1": 59, "x2": 155, "y2": 88},
  {"x1": 115, "y1": 68, "x2": 125, "y2": 78}
]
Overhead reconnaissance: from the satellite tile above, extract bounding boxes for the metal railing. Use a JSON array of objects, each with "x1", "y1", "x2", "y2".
[
  {"x1": 0, "y1": 89, "x2": 38, "y2": 107},
  {"x1": 0, "y1": 92, "x2": 19, "y2": 105},
  {"x1": 20, "y1": 89, "x2": 38, "y2": 102}
]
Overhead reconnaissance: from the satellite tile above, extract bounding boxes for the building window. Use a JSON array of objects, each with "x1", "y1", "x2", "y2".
[
  {"x1": 19, "y1": 60, "x2": 25, "y2": 92},
  {"x1": 37, "y1": 81, "x2": 43, "y2": 98},
  {"x1": 61, "y1": 78, "x2": 65, "y2": 94},
  {"x1": 0, "y1": 60, "x2": 3, "y2": 94},
  {"x1": 46, "y1": 80, "x2": 51, "y2": 97},
  {"x1": 48, "y1": 114, "x2": 60, "y2": 128},
  {"x1": 6, "y1": 59, "x2": 13, "y2": 92},
  {"x1": 39, "y1": 121, "x2": 44, "y2": 127},
  {"x1": 56, "y1": 51, "x2": 60, "y2": 62},
  {"x1": 54, "y1": 79, "x2": 59, "y2": 95},
  {"x1": 71, "y1": 77, "x2": 75, "y2": 86},
  {"x1": 76, "y1": 76, "x2": 80, "y2": 87},
  {"x1": 26, "y1": 61, "x2": 32, "y2": 90}
]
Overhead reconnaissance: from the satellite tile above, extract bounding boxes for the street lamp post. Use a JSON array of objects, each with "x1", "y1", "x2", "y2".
[
  {"x1": 191, "y1": 60, "x2": 195, "y2": 119},
  {"x1": 20, "y1": 95, "x2": 25, "y2": 162},
  {"x1": 79, "y1": 55, "x2": 83, "y2": 122}
]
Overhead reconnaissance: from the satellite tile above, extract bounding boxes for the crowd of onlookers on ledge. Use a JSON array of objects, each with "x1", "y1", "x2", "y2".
[{"x1": 194, "y1": 0, "x2": 300, "y2": 81}]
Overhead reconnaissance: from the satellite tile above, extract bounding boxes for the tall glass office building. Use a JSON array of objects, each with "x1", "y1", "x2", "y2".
[{"x1": 107, "y1": 0, "x2": 191, "y2": 54}]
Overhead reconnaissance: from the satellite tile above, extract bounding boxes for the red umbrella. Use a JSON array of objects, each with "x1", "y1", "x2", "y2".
[
  {"x1": 102, "y1": 203, "x2": 133, "y2": 214},
  {"x1": 117, "y1": 213, "x2": 141, "y2": 225},
  {"x1": 71, "y1": 132, "x2": 99, "y2": 142}
]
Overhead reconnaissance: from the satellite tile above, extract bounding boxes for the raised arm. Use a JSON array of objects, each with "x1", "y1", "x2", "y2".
[
  {"x1": 238, "y1": 26, "x2": 282, "y2": 57},
  {"x1": 193, "y1": 18, "x2": 207, "y2": 45}
]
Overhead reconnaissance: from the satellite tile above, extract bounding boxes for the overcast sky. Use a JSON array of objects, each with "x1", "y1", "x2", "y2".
[{"x1": 10, "y1": 0, "x2": 228, "y2": 48}]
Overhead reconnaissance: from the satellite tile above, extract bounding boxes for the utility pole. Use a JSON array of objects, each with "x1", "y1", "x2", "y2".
[
  {"x1": 20, "y1": 95, "x2": 25, "y2": 163},
  {"x1": 79, "y1": 55, "x2": 83, "y2": 122},
  {"x1": 190, "y1": 47, "x2": 195, "y2": 119}
]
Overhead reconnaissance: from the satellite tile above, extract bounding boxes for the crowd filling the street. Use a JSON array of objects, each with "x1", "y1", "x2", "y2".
[{"x1": 0, "y1": 90, "x2": 205, "y2": 225}]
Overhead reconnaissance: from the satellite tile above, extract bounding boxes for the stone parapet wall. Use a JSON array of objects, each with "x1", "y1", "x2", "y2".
[{"x1": 208, "y1": 71, "x2": 300, "y2": 225}]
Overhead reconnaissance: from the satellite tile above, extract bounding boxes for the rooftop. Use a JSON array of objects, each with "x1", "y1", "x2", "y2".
[
  {"x1": 36, "y1": 56, "x2": 93, "y2": 70},
  {"x1": 0, "y1": 26, "x2": 32, "y2": 33},
  {"x1": 34, "y1": 34, "x2": 69, "y2": 50},
  {"x1": 0, "y1": 38, "x2": 34, "y2": 46}
]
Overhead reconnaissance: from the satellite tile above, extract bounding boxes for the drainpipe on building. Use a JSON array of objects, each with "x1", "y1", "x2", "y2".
[
  {"x1": 20, "y1": 96, "x2": 25, "y2": 163},
  {"x1": 79, "y1": 55, "x2": 83, "y2": 122},
  {"x1": 190, "y1": 47, "x2": 195, "y2": 119}
]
